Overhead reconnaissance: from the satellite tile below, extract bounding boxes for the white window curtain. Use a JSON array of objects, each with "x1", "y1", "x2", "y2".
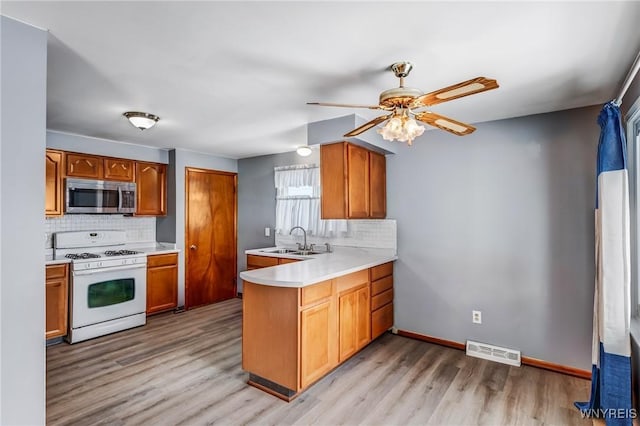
[{"x1": 275, "y1": 164, "x2": 347, "y2": 237}]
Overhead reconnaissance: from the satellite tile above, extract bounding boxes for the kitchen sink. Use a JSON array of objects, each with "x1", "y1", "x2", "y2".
[
  {"x1": 264, "y1": 248, "x2": 298, "y2": 254},
  {"x1": 291, "y1": 250, "x2": 323, "y2": 256}
]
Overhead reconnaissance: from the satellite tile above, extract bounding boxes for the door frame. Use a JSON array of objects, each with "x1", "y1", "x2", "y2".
[{"x1": 184, "y1": 167, "x2": 238, "y2": 309}]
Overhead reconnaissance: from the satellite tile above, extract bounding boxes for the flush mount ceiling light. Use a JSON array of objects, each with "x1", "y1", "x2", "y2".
[
  {"x1": 296, "y1": 146, "x2": 312, "y2": 157},
  {"x1": 307, "y1": 61, "x2": 499, "y2": 145},
  {"x1": 123, "y1": 111, "x2": 160, "y2": 130}
]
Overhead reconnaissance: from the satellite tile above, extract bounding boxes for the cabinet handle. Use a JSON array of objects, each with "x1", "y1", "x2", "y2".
[{"x1": 190, "y1": 245, "x2": 197, "y2": 250}]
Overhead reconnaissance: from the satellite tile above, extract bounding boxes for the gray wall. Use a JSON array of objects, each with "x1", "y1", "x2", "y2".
[
  {"x1": 157, "y1": 149, "x2": 237, "y2": 306},
  {"x1": 237, "y1": 149, "x2": 319, "y2": 292},
  {"x1": 47, "y1": 130, "x2": 169, "y2": 164},
  {"x1": 388, "y1": 105, "x2": 600, "y2": 370},
  {"x1": 0, "y1": 16, "x2": 47, "y2": 424}
]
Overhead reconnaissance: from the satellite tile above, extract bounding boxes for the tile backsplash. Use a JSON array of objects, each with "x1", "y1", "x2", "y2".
[
  {"x1": 275, "y1": 219, "x2": 396, "y2": 251},
  {"x1": 44, "y1": 215, "x2": 156, "y2": 248}
]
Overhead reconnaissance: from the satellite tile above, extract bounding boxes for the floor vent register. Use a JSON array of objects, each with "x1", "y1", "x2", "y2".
[{"x1": 466, "y1": 340, "x2": 521, "y2": 367}]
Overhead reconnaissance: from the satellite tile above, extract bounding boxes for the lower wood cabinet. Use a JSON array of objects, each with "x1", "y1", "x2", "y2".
[
  {"x1": 46, "y1": 264, "x2": 69, "y2": 339},
  {"x1": 300, "y1": 298, "x2": 338, "y2": 388},
  {"x1": 370, "y1": 262, "x2": 394, "y2": 339},
  {"x1": 146, "y1": 253, "x2": 178, "y2": 315},
  {"x1": 246, "y1": 254, "x2": 299, "y2": 270},
  {"x1": 242, "y1": 263, "x2": 392, "y2": 400}
]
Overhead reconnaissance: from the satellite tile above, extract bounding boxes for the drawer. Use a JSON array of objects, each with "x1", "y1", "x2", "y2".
[
  {"x1": 372, "y1": 302, "x2": 393, "y2": 339},
  {"x1": 147, "y1": 253, "x2": 178, "y2": 268},
  {"x1": 370, "y1": 262, "x2": 393, "y2": 282},
  {"x1": 278, "y1": 258, "x2": 300, "y2": 265},
  {"x1": 46, "y1": 264, "x2": 67, "y2": 280},
  {"x1": 246, "y1": 254, "x2": 278, "y2": 268},
  {"x1": 301, "y1": 280, "x2": 333, "y2": 306},
  {"x1": 371, "y1": 288, "x2": 393, "y2": 311},
  {"x1": 371, "y1": 275, "x2": 393, "y2": 296},
  {"x1": 336, "y1": 269, "x2": 369, "y2": 293}
]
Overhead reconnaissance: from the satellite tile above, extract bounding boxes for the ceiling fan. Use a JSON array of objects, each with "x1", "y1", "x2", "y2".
[{"x1": 307, "y1": 62, "x2": 499, "y2": 144}]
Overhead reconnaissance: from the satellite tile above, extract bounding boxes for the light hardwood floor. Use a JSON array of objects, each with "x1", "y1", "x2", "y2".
[{"x1": 47, "y1": 298, "x2": 591, "y2": 425}]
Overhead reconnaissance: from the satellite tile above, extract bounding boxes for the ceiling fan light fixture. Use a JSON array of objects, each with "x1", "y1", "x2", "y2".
[
  {"x1": 296, "y1": 146, "x2": 312, "y2": 157},
  {"x1": 377, "y1": 114, "x2": 424, "y2": 146},
  {"x1": 123, "y1": 111, "x2": 160, "y2": 130}
]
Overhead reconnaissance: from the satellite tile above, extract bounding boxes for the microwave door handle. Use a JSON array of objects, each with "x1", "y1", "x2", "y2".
[{"x1": 118, "y1": 186, "x2": 123, "y2": 212}]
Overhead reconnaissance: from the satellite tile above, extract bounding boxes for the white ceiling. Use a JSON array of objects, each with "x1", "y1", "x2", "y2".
[{"x1": 4, "y1": 1, "x2": 640, "y2": 159}]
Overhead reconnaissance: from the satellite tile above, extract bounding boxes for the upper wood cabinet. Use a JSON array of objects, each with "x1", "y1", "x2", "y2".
[
  {"x1": 66, "y1": 153, "x2": 104, "y2": 179},
  {"x1": 67, "y1": 153, "x2": 135, "y2": 182},
  {"x1": 135, "y1": 162, "x2": 167, "y2": 216},
  {"x1": 45, "y1": 149, "x2": 64, "y2": 217},
  {"x1": 320, "y1": 142, "x2": 386, "y2": 219},
  {"x1": 369, "y1": 150, "x2": 386, "y2": 219},
  {"x1": 104, "y1": 158, "x2": 134, "y2": 182}
]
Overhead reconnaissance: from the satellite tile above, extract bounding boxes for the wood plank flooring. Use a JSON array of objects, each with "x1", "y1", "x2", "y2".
[{"x1": 47, "y1": 298, "x2": 591, "y2": 425}]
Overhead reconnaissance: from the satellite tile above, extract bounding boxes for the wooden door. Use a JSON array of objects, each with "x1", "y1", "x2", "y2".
[
  {"x1": 45, "y1": 149, "x2": 64, "y2": 217},
  {"x1": 300, "y1": 299, "x2": 337, "y2": 388},
  {"x1": 369, "y1": 151, "x2": 386, "y2": 218},
  {"x1": 104, "y1": 158, "x2": 134, "y2": 182},
  {"x1": 346, "y1": 144, "x2": 369, "y2": 218},
  {"x1": 136, "y1": 162, "x2": 167, "y2": 215},
  {"x1": 66, "y1": 153, "x2": 103, "y2": 178},
  {"x1": 185, "y1": 168, "x2": 237, "y2": 309}
]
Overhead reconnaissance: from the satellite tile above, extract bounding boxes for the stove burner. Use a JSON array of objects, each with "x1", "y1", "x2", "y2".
[
  {"x1": 104, "y1": 249, "x2": 141, "y2": 257},
  {"x1": 65, "y1": 252, "x2": 101, "y2": 260}
]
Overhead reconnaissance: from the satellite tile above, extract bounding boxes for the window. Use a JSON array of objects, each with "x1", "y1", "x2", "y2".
[
  {"x1": 274, "y1": 164, "x2": 347, "y2": 237},
  {"x1": 627, "y1": 97, "x2": 640, "y2": 316}
]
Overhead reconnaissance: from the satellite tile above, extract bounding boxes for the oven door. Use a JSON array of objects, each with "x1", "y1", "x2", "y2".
[{"x1": 71, "y1": 264, "x2": 146, "y2": 329}]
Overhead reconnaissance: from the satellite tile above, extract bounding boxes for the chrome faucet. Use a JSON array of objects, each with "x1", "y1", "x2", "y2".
[{"x1": 289, "y1": 226, "x2": 309, "y2": 251}]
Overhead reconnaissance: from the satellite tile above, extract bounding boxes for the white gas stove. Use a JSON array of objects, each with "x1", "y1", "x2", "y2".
[{"x1": 54, "y1": 230, "x2": 148, "y2": 343}]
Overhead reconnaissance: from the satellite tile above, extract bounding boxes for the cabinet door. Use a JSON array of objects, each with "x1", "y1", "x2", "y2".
[
  {"x1": 45, "y1": 265, "x2": 68, "y2": 339},
  {"x1": 338, "y1": 290, "x2": 357, "y2": 361},
  {"x1": 300, "y1": 299, "x2": 337, "y2": 388},
  {"x1": 339, "y1": 285, "x2": 371, "y2": 362},
  {"x1": 66, "y1": 153, "x2": 103, "y2": 179},
  {"x1": 355, "y1": 285, "x2": 371, "y2": 349},
  {"x1": 346, "y1": 144, "x2": 370, "y2": 218},
  {"x1": 104, "y1": 158, "x2": 134, "y2": 182},
  {"x1": 45, "y1": 150, "x2": 64, "y2": 216},
  {"x1": 147, "y1": 263, "x2": 178, "y2": 315},
  {"x1": 136, "y1": 162, "x2": 167, "y2": 216},
  {"x1": 369, "y1": 151, "x2": 386, "y2": 218},
  {"x1": 320, "y1": 142, "x2": 348, "y2": 219}
]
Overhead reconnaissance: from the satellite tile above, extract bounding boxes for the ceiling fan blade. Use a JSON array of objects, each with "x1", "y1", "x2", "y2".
[
  {"x1": 414, "y1": 111, "x2": 476, "y2": 136},
  {"x1": 411, "y1": 77, "x2": 499, "y2": 108},
  {"x1": 307, "y1": 102, "x2": 382, "y2": 110},
  {"x1": 344, "y1": 114, "x2": 394, "y2": 137}
]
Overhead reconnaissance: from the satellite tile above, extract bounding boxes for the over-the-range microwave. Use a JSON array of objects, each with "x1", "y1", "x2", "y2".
[{"x1": 65, "y1": 178, "x2": 136, "y2": 214}]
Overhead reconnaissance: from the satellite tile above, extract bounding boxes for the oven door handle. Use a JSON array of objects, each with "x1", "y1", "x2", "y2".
[{"x1": 73, "y1": 263, "x2": 146, "y2": 276}]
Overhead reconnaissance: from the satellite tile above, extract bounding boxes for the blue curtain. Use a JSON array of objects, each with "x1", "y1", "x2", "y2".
[{"x1": 575, "y1": 101, "x2": 632, "y2": 425}]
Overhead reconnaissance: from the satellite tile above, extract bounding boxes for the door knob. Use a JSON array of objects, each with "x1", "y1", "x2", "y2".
[{"x1": 190, "y1": 245, "x2": 197, "y2": 250}]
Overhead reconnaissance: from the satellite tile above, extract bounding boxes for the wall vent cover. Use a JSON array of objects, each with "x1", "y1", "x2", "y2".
[{"x1": 466, "y1": 340, "x2": 521, "y2": 367}]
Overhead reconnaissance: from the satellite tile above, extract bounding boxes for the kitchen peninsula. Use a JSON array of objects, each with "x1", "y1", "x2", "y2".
[{"x1": 240, "y1": 247, "x2": 397, "y2": 400}]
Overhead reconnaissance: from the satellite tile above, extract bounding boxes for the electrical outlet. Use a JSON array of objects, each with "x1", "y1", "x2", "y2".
[
  {"x1": 472, "y1": 310, "x2": 482, "y2": 324},
  {"x1": 264, "y1": 227, "x2": 270, "y2": 237}
]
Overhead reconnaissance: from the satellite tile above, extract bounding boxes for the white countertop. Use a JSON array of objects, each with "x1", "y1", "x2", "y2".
[
  {"x1": 240, "y1": 246, "x2": 397, "y2": 288},
  {"x1": 45, "y1": 242, "x2": 179, "y2": 265}
]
